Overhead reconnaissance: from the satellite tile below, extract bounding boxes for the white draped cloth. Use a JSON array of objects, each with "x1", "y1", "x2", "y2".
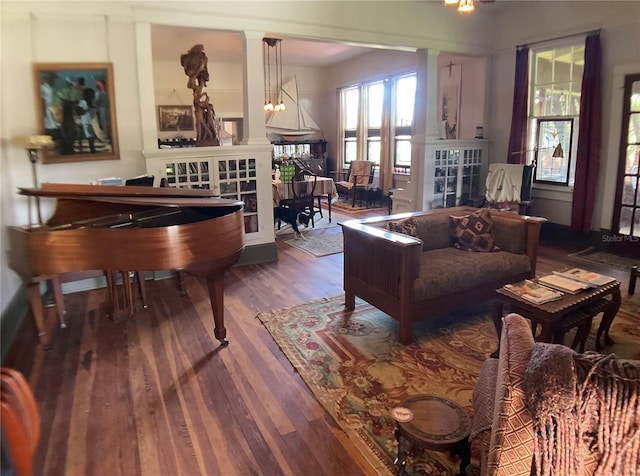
[{"x1": 485, "y1": 163, "x2": 525, "y2": 204}]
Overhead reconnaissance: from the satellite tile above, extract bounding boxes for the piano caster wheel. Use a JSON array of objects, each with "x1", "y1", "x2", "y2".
[
  {"x1": 43, "y1": 344, "x2": 52, "y2": 351},
  {"x1": 143, "y1": 305, "x2": 149, "y2": 310},
  {"x1": 219, "y1": 339, "x2": 229, "y2": 347},
  {"x1": 60, "y1": 323, "x2": 67, "y2": 329}
]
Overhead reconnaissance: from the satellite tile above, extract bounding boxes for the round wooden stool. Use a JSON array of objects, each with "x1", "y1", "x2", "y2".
[{"x1": 392, "y1": 394, "x2": 471, "y2": 476}]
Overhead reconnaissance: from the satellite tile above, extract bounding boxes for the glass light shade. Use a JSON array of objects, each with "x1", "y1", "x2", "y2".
[
  {"x1": 13, "y1": 135, "x2": 53, "y2": 150},
  {"x1": 444, "y1": 0, "x2": 458, "y2": 4},
  {"x1": 552, "y1": 143, "x2": 564, "y2": 158},
  {"x1": 265, "y1": 102, "x2": 274, "y2": 112},
  {"x1": 458, "y1": 0, "x2": 475, "y2": 12}
]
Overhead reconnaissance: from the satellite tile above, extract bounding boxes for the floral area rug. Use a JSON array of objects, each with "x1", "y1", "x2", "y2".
[{"x1": 257, "y1": 294, "x2": 640, "y2": 476}]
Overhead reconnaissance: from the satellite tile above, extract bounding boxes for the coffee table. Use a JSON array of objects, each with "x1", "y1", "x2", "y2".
[
  {"x1": 392, "y1": 394, "x2": 471, "y2": 476},
  {"x1": 492, "y1": 278, "x2": 621, "y2": 356}
]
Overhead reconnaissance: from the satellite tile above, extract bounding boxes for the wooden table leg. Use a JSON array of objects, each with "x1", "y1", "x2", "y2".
[
  {"x1": 596, "y1": 288, "x2": 622, "y2": 350},
  {"x1": 327, "y1": 194, "x2": 332, "y2": 223}
]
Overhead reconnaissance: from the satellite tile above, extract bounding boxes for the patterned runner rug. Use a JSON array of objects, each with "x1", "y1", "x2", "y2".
[
  {"x1": 257, "y1": 294, "x2": 640, "y2": 475},
  {"x1": 569, "y1": 247, "x2": 639, "y2": 270}
]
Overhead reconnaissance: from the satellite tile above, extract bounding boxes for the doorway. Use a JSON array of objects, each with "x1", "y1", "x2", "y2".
[{"x1": 611, "y1": 73, "x2": 640, "y2": 257}]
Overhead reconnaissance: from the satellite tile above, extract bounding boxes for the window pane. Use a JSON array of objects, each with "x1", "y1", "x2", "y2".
[
  {"x1": 344, "y1": 87, "x2": 359, "y2": 129},
  {"x1": 536, "y1": 53, "x2": 553, "y2": 84},
  {"x1": 368, "y1": 82, "x2": 383, "y2": 128},
  {"x1": 551, "y1": 83, "x2": 571, "y2": 116},
  {"x1": 395, "y1": 75, "x2": 416, "y2": 127},
  {"x1": 632, "y1": 80, "x2": 640, "y2": 112},
  {"x1": 367, "y1": 138, "x2": 381, "y2": 163},
  {"x1": 395, "y1": 139, "x2": 412, "y2": 167},
  {"x1": 345, "y1": 140, "x2": 357, "y2": 163},
  {"x1": 535, "y1": 119, "x2": 572, "y2": 184},
  {"x1": 553, "y1": 47, "x2": 573, "y2": 82}
]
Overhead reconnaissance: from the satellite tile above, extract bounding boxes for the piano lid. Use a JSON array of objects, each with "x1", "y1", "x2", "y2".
[{"x1": 18, "y1": 183, "x2": 244, "y2": 209}]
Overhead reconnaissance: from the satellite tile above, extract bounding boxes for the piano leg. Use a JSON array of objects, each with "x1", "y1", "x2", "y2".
[
  {"x1": 205, "y1": 273, "x2": 228, "y2": 346},
  {"x1": 105, "y1": 271, "x2": 135, "y2": 320},
  {"x1": 26, "y1": 283, "x2": 51, "y2": 349},
  {"x1": 50, "y1": 275, "x2": 67, "y2": 328}
]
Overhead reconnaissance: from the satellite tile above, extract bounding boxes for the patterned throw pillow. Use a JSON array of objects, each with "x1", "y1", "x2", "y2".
[
  {"x1": 449, "y1": 208, "x2": 500, "y2": 252},
  {"x1": 386, "y1": 217, "x2": 420, "y2": 237}
]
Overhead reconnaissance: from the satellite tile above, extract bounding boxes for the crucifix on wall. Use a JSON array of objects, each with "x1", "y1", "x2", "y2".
[{"x1": 440, "y1": 63, "x2": 462, "y2": 139}]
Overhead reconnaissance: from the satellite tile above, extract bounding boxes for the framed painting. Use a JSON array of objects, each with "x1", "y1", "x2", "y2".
[
  {"x1": 33, "y1": 63, "x2": 119, "y2": 163},
  {"x1": 158, "y1": 105, "x2": 195, "y2": 131}
]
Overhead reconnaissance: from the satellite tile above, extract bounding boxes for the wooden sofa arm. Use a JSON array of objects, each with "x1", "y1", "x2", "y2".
[{"x1": 340, "y1": 220, "x2": 422, "y2": 311}]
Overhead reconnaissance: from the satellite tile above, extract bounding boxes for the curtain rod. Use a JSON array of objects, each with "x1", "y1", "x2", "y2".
[{"x1": 517, "y1": 28, "x2": 601, "y2": 49}]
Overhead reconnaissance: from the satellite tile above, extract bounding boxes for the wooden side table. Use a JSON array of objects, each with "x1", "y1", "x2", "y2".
[
  {"x1": 392, "y1": 394, "x2": 471, "y2": 476},
  {"x1": 492, "y1": 279, "x2": 621, "y2": 357}
]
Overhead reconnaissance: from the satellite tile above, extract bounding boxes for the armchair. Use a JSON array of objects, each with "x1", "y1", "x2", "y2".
[
  {"x1": 470, "y1": 313, "x2": 640, "y2": 476},
  {"x1": 333, "y1": 160, "x2": 375, "y2": 207}
]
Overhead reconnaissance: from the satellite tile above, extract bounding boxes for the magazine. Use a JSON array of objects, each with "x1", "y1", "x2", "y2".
[
  {"x1": 552, "y1": 268, "x2": 616, "y2": 288},
  {"x1": 538, "y1": 274, "x2": 590, "y2": 294},
  {"x1": 504, "y1": 279, "x2": 564, "y2": 304}
]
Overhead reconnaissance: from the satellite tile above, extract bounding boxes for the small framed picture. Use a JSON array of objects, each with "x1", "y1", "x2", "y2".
[
  {"x1": 158, "y1": 105, "x2": 195, "y2": 131},
  {"x1": 33, "y1": 62, "x2": 119, "y2": 163}
]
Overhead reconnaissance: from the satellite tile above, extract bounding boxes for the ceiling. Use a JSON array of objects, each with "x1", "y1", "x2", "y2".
[{"x1": 151, "y1": 25, "x2": 390, "y2": 67}]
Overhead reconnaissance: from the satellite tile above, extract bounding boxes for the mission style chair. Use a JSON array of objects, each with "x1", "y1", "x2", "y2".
[{"x1": 333, "y1": 160, "x2": 376, "y2": 207}]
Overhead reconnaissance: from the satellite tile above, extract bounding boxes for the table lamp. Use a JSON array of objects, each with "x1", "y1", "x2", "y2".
[{"x1": 12, "y1": 135, "x2": 53, "y2": 225}]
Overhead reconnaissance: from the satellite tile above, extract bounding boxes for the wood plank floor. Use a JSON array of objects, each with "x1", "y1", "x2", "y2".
[{"x1": 4, "y1": 206, "x2": 637, "y2": 476}]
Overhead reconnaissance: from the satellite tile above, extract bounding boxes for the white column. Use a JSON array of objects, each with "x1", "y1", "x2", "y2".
[
  {"x1": 395, "y1": 48, "x2": 440, "y2": 213},
  {"x1": 241, "y1": 31, "x2": 270, "y2": 146}
]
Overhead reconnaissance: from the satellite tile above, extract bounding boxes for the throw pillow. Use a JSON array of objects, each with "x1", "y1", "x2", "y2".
[
  {"x1": 449, "y1": 208, "x2": 500, "y2": 252},
  {"x1": 386, "y1": 217, "x2": 419, "y2": 237}
]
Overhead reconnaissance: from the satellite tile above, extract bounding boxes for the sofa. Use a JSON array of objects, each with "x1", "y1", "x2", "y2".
[
  {"x1": 471, "y1": 313, "x2": 640, "y2": 476},
  {"x1": 340, "y1": 206, "x2": 546, "y2": 344}
]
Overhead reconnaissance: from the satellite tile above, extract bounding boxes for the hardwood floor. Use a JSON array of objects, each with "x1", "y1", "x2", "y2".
[{"x1": 3, "y1": 206, "x2": 636, "y2": 476}]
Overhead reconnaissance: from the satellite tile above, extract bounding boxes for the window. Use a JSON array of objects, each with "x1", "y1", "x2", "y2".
[
  {"x1": 529, "y1": 42, "x2": 584, "y2": 185},
  {"x1": 339, "y1": 72, "x2": 416, "y2": 172},
  {"x1": 393, "y1": 74, "x2": 416, "y2": 169},
  {"x1": 366, "y1": 81, "x2": 384, "y2": 163},
  {"x1": 343, "y1": 86, "x2": 359, "y2": 163}
]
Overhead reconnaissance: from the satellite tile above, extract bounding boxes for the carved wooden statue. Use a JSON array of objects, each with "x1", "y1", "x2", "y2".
[{"x1": 180, "y1": 44, "x2": 219, "y2": 146}]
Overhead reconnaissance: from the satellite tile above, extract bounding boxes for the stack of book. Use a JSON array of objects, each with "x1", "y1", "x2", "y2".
[
  {"x1": 537, "y1": 268, "x2": 616, "y2": 294},
  {"x1": 504, "y1": 280, "x2": 564, "y2": 304}
]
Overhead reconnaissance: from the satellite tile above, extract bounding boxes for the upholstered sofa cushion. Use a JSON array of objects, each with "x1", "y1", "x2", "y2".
[
  {"x1": 487, "y1": 313, "x2": 535, "y2": 476},
  {"x1": 386, "y1": 216, "x2": 420, "y2": 237},
  {"x1": 450, "y1": 208, "x2": 500, "y2": 252},
  {"x1": 413, "y1": 248, "x2": 531, "y2": 301}
]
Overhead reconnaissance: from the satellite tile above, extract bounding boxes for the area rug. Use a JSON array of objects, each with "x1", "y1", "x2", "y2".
[
  {"x1": 257, "y1": 294, "x2": 640, "y2": 476},
  {"x1": 569, "y1": 247, "x2": 639, "y2": 270},
  {"x1": 285, "y1": 229, "x2": 343, "y2": 257},
  {"x1": 331, "y1": 198, "x2": 384, "y2": 214}
]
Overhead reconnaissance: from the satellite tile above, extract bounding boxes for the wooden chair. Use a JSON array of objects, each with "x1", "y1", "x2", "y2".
[
  {"x1": 333, "y1": 160, "x2": 375, "y2": 207},
  {"x1": 280, "y1": 170, "x2": 318, "y2": 227},
  {"x1": 1, "y1": 368, "x2": 40, "y2": 476}
]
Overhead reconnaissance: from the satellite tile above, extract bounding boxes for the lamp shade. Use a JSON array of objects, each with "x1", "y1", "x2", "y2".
[
  {"x1": 552, "y1": 143, "x2": 564, "y2": 158},
  {"x1": 13, "y1": 135, "x2": 53, "y2": 149}
]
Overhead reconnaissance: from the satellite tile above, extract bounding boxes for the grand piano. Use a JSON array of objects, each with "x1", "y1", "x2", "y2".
[{"x1": 8, "y1": 183, "x2": 245, "y2": 348}]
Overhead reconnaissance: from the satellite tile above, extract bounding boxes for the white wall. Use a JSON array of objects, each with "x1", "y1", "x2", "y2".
[
  {"x1": 2, "y1": 0, "x2": 638, "y2": 321},
  {"x1": 487, "y1": 1, "x2": 640, "y2": 229},
  {"x1": 0, "y1": 0, "x2": 494, "y2": 317}
]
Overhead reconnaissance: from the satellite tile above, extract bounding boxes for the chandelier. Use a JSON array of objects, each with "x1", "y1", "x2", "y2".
[
  {"x1": 263, "y1": 38, "x2": 285, "y2": 112},
  {"x1": 444, "y1": 0, "x2": 475, "y2": 13}
]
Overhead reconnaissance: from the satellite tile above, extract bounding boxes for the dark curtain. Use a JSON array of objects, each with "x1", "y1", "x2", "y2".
[
  {"x1": 571, "y1": 33, "x2": 602, "y2": 233},
  {"x1": 507, "y1": 47, "x2": 529, "y2": 164}
]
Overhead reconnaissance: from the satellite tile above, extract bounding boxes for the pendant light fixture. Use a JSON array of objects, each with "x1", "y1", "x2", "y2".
[
  {"x1": 263, "y1": 37, "x2": 285, "y2": 113},
  {"x1": 443, "y1": 0, "x2": 476, "y2": 14}
]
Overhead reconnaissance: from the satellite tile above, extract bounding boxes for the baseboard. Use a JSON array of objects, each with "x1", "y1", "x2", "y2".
[
  {"x1": 540, "y1": 222, "x2": 610, "y2": 250},
  {"x1": 236, "y1": 242, "x2": 278, "y2": 266}
]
